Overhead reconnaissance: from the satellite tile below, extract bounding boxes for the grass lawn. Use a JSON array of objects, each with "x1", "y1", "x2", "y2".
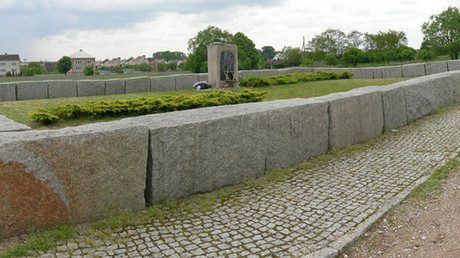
[{"x1": 0, "y1": 77, "x2": 407, "y2": 130}]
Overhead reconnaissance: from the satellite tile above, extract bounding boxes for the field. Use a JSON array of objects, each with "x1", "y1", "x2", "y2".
[{"x1": 0, "y1": 77, "x2": 407, "y2": 130}]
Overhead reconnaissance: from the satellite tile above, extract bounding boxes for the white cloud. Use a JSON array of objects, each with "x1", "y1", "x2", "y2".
[{"x1": 25, "y1": 0, "x2": 460, "y2": 60}]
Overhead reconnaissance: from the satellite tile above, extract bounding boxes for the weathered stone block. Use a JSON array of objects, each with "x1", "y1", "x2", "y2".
[
  {"x1": 175, "y1": 74, "x2": 199, "y2": 90},
  {"x1": 238, "y1": 70, "x2": 259, "y2": 78},
  {"x1": 105, "y1": 79, "x2": 125, "y2": 95},
  {"x1": 381, "y1": 66, "x2": 403, "y2": 78},
  {"x1": 318, "y1": 90, "x2": 383, "y2": 150},
  {"x1": 0, "y1": 115, "x2": 30, "y2": 132},
  {"x1": 135, "y1": 99, "x2": 329, "y2": 202},
  {"x1": 0, "y1": 122, "x2": 148, "y2": 237},
  {"x1": 425, "y1": 61, "x2": 448, "y2": 75},
  {"x1": 150, "y1": 76, "x2": 176, "y2": 92},
  {"x1": 379, "y1": 83, "x2": 408, "y2": 131},
  {"x1": 77, "y1": 80, "x2": 105, "y2": 97},
  {"x1": 264, "y1": 99, "x2": 329, "y2": 170},
  {"x1": 402, "y1": 63, "x2": 426, "y2": 77},
  {"x1": 447, "y1": 71, "x2": 460, "y2": 103},
  {"x1": 447, "y1": 60, "x2": 460, "y2": 71},
  {"x1": 275, "y1": 68, "x2": 294, "y2": 75},
  {"x1": 0, "y1": 83, "x2": 16, "y2": 102},
  {"x1": 16, "y1": 81, "x2": 48, "y2": 100},
  {"x1": 47, "y1": 80, "x2": 77, "y2": 99},
  {"x1": 373, "y1": 68, "x2": 383, "y2": 79},
  {"x1": 197, "y1": 73, "x2": 208, "y2": 82},
  {"x1": 349, "y1": 68, "x2": 374, "y2": 79},
  {"x1": 259, "y1": 69, "x2": 277, "y2": 77},
  {"x1": 125, "y1": 76, "x2": 150, "y2": 94},
  {"x1": 429, "y1": 74, "x2": 455, "y2": 110}
]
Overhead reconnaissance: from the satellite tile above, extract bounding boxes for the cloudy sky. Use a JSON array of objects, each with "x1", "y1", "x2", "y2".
[{"x1": 2, "y1": 0, "x2": 459, "y2": 61}]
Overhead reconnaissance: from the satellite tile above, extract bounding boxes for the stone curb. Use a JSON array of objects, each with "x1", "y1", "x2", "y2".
[{"x1": 309, "y1": 146, "x2": 460, "y2": 257}]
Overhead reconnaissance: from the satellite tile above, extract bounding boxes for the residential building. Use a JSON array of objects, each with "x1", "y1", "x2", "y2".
[
  {"x1": 0, "y1": 53, "x2": 20, "y2": 76},
  {"x1": 132, "y1": 55, "x2": 149, "y2": 65},
  {"x1": 68, "y1": 49, "x2": 95, "y2": 75}
]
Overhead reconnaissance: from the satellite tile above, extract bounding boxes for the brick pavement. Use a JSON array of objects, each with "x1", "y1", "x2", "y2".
[{"x1": 4, "y1": 104, "x2": 460, "y2": 257}]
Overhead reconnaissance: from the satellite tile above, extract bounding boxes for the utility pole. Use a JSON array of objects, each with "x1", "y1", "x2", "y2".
[{"x1": 301, "y1": 36, "x2": 306, "y2": 58}]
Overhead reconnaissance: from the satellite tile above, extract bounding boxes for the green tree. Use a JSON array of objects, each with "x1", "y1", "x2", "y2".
[
  {"x1": 83, "y1": 65, "x2": 94, "y2": 76},
  {"x1": 230, "y1": 32, "x2": 259, "y2": 70},
  {"x1": 277, "y1": 46, "x2": 302, "y2": 67},
  {"x1": 308, "y1": 29, "x2": 347, "y2": 57},
  {"x1": 422, "y1": 7, "x2": 460, "y2": 59},
  {"x1": 167, "y1": 61, "x2": 178, "y2": 71},
  {"x1": 346, "y1": 30, "x2": 364, "y2": 49},
  {"x1": 156, "y1": 62, "x2": 168, "y2": 72},
  {"x1": 21, "y1": 62, "x2": 46, "y2": 76},
  {"x1": 152, "y1": 51, "x2": 186, "y2": 61},
  {"x1": 341, "y1": 47, "x2": 364, "y2": 66},
  {"x1": 57, "y1": 56, "x2": 72, "y2": 75},
  {"x1": 187, "y1": 25, "x2": 233, "y2": 73},
  {"x1": 260, "y1": 46, "x2": 276, "y2": 61}
]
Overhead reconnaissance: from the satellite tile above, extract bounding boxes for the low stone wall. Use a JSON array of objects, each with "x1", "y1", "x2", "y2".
[
  {"x1": 1, "y1": 70, "x2": 460, "y2": 238},
  {"x1": 2, "y1": 61, "x2": 460, "y2": 102}
]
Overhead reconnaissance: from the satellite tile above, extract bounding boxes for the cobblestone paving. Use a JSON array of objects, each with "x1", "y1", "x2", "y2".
[{"x1": 6, "y1": 105, "x2": 460, "y2": 257}]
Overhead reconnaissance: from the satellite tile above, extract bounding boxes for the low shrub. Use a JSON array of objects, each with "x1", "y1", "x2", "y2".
[
  {"x1": 241, "y1": 71, "x2": 353, "y2": 87},
  {"x1": 30, "y1": 89, "x2": 267, "y2": 125}
]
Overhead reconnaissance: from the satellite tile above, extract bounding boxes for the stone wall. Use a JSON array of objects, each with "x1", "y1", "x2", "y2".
[
  {"x1": 2, "y1": 60, "x2": 460, "y2": 102},
  {"x1": 1, "y1": 69, "x2": 460, "y2": 238}
]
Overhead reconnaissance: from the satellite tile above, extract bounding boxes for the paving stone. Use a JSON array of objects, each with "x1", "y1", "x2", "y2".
[{"x1": 33, "y1": 104, "x2": 460, "y2": 257}]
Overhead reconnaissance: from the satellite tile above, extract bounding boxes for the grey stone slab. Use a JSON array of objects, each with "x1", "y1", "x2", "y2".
[
  {"x1": 145, "y1": 112, "x2": 267, "y2": 202},
  {"x1": 400, "y1": 75, "x2": 454, "y2": 122},
  {"x1": 317, "y1": 90, "x2": 384, "y2": 150},
  {"x1": 447, "y1": 71, "x2": 460, "y2": 103},
  {"x1": 0, "y1": 121, "x2": 148, "y2": 236},
  {"x1": 47, "y1": 80, "x2": 77, "y2": 99},
  {"x1": 447, "y1": 60, "x2": 460, "y2": 71},
  {"x1": 125, "y1": 76, "x2": 150, "y2": 94},
  {"x1": 77, "y1": 80, "x2": 105, "y2": 97},
  {"x1": 0, "y1": 83, "x2": 16, "y2": 102},
  {"x1": 373, "y1": 68, "x2": 383, "y2": 79},
  {"x1": 402, "y1": 63, "x2": 426, "y2": 77},
  {"x1": 0, "y1": 115, "x2": 30, "y2": 132},
  {"x1": 425, "y1": 61, "x2": 448, "y2": 75},
  {"x1": 275, "y1": 68, "x2": 294, "y2": 75},
  {"x1": 105, "y1": 79, "x2": 126, "y2": 95},
  {"x1": 381, "y1": 66, "x2": 403, "y2": 78},
  {"x1": 264, "y1": 100, "x2": 329, "y2": 170},
  {"x1": 197, "y1": 73, "x2": 208, "y2": 82},
  {"x1": 349, "y1": 68, "x2": 374, "y2": 79},
  {"x1": 16, "y1": 81, "x2": 48, "y2": 100},
  {"x1": 379, "y1": 83, "x2": 408, "y2": 131},
  {"x1": 238, "y1": 70, "x2": 259, "y2": 78},
  {"x1": 258, "y1": 69, "x2": 277, "y2": 77},
  {"x1": 292, "y1": 67, "x2": 313, "y2": 73},
  {"x1": 175, "y1": 74, "x2": 199, "y2": 90},
  {"x1": 150, "y1": 76, "x2": 176, "y2": 92}
]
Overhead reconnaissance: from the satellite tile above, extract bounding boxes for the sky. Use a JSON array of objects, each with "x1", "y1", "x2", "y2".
[{"x1": 2, "y1": 0, "x2": 459, "y2": 61}]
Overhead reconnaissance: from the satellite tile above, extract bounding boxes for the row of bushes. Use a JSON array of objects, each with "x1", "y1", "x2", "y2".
[
  {"x1": 239, "y1": 71, "x2": 353, "y2": 87},
  {"x1": 30, "y1": 89, "x2": 267, "y2": 125}
]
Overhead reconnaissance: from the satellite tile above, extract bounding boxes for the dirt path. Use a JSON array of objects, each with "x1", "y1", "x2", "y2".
[{"x1": 341, "y1": 163, "x2": 460, "y2": 257}]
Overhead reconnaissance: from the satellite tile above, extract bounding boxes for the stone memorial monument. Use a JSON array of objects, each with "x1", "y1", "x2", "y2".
[{"x1": 207, "y1": 42, "x2": 238, "y2": 88}]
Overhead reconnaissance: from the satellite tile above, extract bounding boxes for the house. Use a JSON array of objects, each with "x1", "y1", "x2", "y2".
[
  {"x1": 107, "y1": 57, "x2": 121, "y2": 67},
  {"x1": 0, "y1": 53, "x2": 21, "y2": 76},
  {"x1": 132, "y1": 55, "x2": 149, "y2": 65},
  {"x1": 68, "y1": 49, "x2": 96, "y2": 75}
]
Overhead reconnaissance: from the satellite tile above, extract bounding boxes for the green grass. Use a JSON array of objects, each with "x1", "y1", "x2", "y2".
[{"x1": 0, "y1": 78, "x2": 407, "y2": 130}]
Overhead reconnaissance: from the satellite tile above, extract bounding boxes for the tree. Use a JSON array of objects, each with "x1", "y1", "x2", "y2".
[
  {"x1": 83, "y1": 65, "x2": 94, "y2": 76},
  {"x1": 346, "y1": 30, "x2": 364, "y2": 49},
  {"x1": 422, "y1": 7, "x2": 460, "y2": 59},
  {"x1": 21, "y1": 62, "x2": 46, "y2": 76},
  {"x1": 187, "y1": 25, "x2": 233, "y2": 73},
  {"x1": 57, "y1": 56, "x2": 72, "y2": 75},
  {"x1": 364, "y1": 30, "x2": 407, "y2": 52},
  {"x1": 230, "y1": 32, "x2": 259, "y2": 70},
  {"x1": 167, "y1": 61, "x2": 178, "y2": 71},
  {"x1": 260, "y1": 46, "x2": 276, "y2": 61},
  {"x1": 277, "y1": 46, "x2": 302, "y2": 67},
  {"x1": 152, "y1": 51, "x2": 186, "y2": 61},
  {"x1": 308, "y1": 29, "x2": 347, "y2": 57},
  {"x1": 341, "y1": 47, "x2": 364, "y2": 66}
]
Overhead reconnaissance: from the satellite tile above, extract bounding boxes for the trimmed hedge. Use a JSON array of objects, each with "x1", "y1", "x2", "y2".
[
  {"x1": 30, "y1": 89, "x2": 267, "y2": 125},
  {"x1": 239, "y1": 71, "x2": 354, "y2": 87}
]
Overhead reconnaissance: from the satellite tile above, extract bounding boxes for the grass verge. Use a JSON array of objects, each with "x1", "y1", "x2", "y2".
[{"x1": 0, "y1": 78, "x2": 407, "y2": 130}]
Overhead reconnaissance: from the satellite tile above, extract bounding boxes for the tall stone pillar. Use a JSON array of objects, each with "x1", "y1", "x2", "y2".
[{"x1": 207, "y1": 42, "x2": 238, "y2": 88}]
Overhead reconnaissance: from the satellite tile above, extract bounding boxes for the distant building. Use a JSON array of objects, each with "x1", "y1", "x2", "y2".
[
  {"x1": 0, "y1": 53, "x2": 20, "y2": 76},
  {"x1": 68, "y1": 49, "x2": 95, "y2": 75}
]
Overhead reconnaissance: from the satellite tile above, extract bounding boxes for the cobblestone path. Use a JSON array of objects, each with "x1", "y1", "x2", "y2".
[{"x1": 16, "y1": 105, "x2": 460, "y2": 257}]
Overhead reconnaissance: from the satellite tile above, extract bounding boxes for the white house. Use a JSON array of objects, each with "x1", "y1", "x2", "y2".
[{"x1": 0, "y1": 53, "x2": 20, "y2": 76}]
